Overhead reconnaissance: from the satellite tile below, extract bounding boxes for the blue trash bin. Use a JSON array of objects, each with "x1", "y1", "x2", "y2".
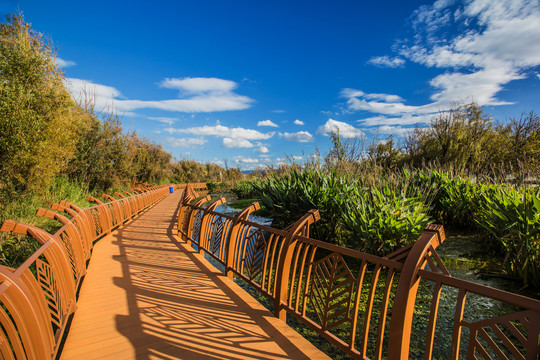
[{"x1": 169, "y1": 186, "x2": 174, "y2": 193}]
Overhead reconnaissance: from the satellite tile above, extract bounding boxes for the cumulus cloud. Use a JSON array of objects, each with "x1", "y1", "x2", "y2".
[
  {"x1": 254, "y1": 146, "x2": 270, "y2": 154},
  {"x1": 281, "y1": 131, "x2": 315, "y2": 142},
  {"x1": 233, "y1": 156, "x2": 265, "y2": 170},
  {"x1": 294, "y1": 119, "x2": 305, "y2": 125},
  {"x1": 257, "y1": 120, "x2": 279, "y2": 127},
  {"x1": 367, "y1": 56, "x2": 405, "y2": 68},
  {"x1": 55, "y1": 57, "x2": 76, "y2": 68},
  {"x1": 160, "y1": 77, "x2": 236, "y2": 94},
  {"x1": 165, "y1": 124, "x2": 273, "y2": 140},
  {"x1": 366, "y1": 125, "x2": 416, "y2": 137},
  {"x1": 165, "y1": 124, "x2": 274, "y2": 149},
  {"x1": 344, "y1": 0, "x2": 540, "y2": 129},
  {"x1": 222, "y1": 138, "x2": 254, "y2": 148},
  {"x1": 66, "y1": 76, "x2": 254, "y2": 113},
  {"x1": 316, "y1": 119, "x2": 365, "y2": 138},
  {"x1": 162, "y1": 137, "x2": 207, "y2": 148},
  {"x1": 65, "y1": 78, "x2": 123, "y2": 111}
]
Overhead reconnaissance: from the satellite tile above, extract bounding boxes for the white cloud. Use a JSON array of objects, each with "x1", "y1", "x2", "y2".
[
  {"x1": 366, "y1": 125, "x2": 415, "y2": 137},
  {"x1": 257, "y1": 120, "x2": 279, "y2": 127},
  {"x1": 358, "y1": 114, "x2": 432, "y2": 126},
  {"x1": 537, "y1": 72, "x2": 540, "y2": 80},
  {"x1": 293, "y1": 119, "x2": 304, "y2": 125},
  {"x1": 160, "y1": 77, "x2": 236, "y2": 94},
  {"x1": 55, "y1": 57, "x2": 76, "y2": 68},
  {"x1": 367, "y1": 56, "x2": 405, "y2": 68},
  {"x1": 272, "y1": 109, "x2": 286, "y2": 113},
  {"x1": 66, "y1": 76, "x2": 254, "y2": 113},
  {"x1": 222, "y1": 138, "x2": 254, "y2": 148},
  {"x1": 166, "y1": 125, "x2": 274, "y2": 149},
  {"x1": 254, "y1": 146, "x2": 270, "y2": 154},
  {"x1": 165, "y1": 125, "x2": 274, "y2": 141},
  {"x1": 148, "y1": 116, "x2": 177, "y2": 125},
  {"x1": 281, "y1": 131, "x2": 315, "y2": 142},
  {"x1": 316, "y1": 119, "x2": 365, "y2": 138},
  {"x1": 65, "y1": 78, "x2": 123, "y2": 111},
  {"x1": 291, "y1": 155, "x2": 303, "y2": 161},
  {"x1": 344, "y1": 0, "x2": 540, "y2": 127},
  {"x1": 403, "y1": 0, "x2": 540, "y2": 103},
  {"x1": 234, "y1": 156, "x2": 259, "y2": 164},
  {"x1": 163, "y1": 137, "x2": 207, "y2": 148},
  {"x1": 341, "y1": 89, "x2": 426, "y2": 115}
]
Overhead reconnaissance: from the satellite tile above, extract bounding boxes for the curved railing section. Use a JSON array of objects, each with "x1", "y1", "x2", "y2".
[
  {"x1": 177, "y1": 185, "x2": 540, "y2": 360},
  {"x1": 0, "y1": 184, "x2": 182, "y2": 360}
]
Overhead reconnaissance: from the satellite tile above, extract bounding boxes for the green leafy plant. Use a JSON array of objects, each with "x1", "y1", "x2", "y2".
[
  {"x1": 475, "y1": 186, "x2": 540, "y2": 287},
  {"x1": 341, "y1": 187, "x2": 432, "y2": 254}
]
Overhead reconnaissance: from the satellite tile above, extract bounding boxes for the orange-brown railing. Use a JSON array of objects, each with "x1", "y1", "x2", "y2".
[
  {"x1": 177, "y1": 185, "x2": 540, "y2": 360},
  {"x1": 0, "y1": 184, "x2": 178, "y2": 360}
]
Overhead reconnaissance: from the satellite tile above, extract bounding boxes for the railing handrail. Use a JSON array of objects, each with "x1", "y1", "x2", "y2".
[
  {"x1": 0, "y1": 183, "x2": 197, "y2": 360},
  {"x1": 177, "y1": 186, "x2": 540, "y2": 360}
]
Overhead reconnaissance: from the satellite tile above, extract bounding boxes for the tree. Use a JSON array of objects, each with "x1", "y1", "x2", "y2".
[
  {"x1": 0, "y1": 13, "x2": 81, "y2": 195},
  {"x1": 404, "y1": 102, "x2": 496, "y2": 172}
]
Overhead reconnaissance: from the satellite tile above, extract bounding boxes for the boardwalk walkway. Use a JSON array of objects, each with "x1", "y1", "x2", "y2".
[{"x1": 60, "y1": 191, "x2": 330, "y2": 360}]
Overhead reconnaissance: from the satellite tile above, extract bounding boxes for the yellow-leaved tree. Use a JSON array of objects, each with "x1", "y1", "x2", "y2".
[{"x1": 0, "y1": 12, "x2": 82, "y2": 196}]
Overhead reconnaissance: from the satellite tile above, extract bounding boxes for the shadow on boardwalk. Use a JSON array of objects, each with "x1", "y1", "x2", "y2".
[{"x1": 60, "y1": 192, "x2": 329, "y2": 360}]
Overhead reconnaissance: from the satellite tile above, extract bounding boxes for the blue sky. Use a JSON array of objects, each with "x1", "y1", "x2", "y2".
[{"x1": 2, "y1": 0, "x2": 540, "y2": 170}]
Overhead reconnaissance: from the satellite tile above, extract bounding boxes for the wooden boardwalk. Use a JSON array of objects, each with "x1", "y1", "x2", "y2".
[{"x1": 60, "y1": 191, "x2": 330, "y2": 360}]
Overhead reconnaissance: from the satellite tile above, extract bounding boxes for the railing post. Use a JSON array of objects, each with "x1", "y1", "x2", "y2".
[
  {"x1": 273, "y1": 209, "x2": 320, "y2": 321},
  {"x1": 387, "y1": 224, "x2": 445, "y2": 360},
  {"x1": 176, "y1": 186, "x2": 198, "y2": 236},
  {"x1": 224, "y1": 202, "x2": 261, "y2": 280}
]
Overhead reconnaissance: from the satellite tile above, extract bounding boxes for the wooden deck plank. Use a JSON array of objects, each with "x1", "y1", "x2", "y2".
[{"x1": 60, "y1": 191, "x2": 330, "y2": 360}]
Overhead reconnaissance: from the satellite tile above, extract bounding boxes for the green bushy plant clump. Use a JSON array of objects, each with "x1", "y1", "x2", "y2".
[
  {"x1": 255, "y1": 169, "x2": 356, "y2": 242},
  {"x1": 427, "y1": 170, "x2": 485, "y2": 228},
  {"x1": 475, "y1": 186, "x2": 540, "y2": 287},
  {"x1": 341, "y1": 186, "x2": 433, "y2": 254},
  {"x1": 0, "y1": 234, "x2": 40, "y2": 268},
  {"x1": 232, "y1": 179, "x2": 261, "y2": 199},
  {"x1": 255, "y1": 168, "x2": 436, "y2": 253}
]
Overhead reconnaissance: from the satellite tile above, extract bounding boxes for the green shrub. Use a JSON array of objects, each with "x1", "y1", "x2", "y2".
[
  {"x1": 475, "y1": 186, "x2": 540, "y2": 287},
  {"x1": 428, "y1": 171, "x2": 483, "y2": 227},
  {"x1": 0, "y1": 13, "x2": 82, "y2": 195},
  {"x1": 232, "y1": 179, "x2": 261, "y2": 199},
  {"x1": 341, "y1": 186, "x2": 432, "y2": 254}
]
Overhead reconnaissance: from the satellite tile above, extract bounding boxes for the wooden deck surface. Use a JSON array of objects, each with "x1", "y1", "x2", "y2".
[{"x1": 60, "y1": 191, "x2": 330, "y2": 360}]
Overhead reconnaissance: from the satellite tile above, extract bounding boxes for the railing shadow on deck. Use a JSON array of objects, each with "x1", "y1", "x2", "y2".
[
  {"x1": 0, "y1": 183, "x2": 206, "y2": 360},
  {"x1": 110, "y1": 196, "x2": 324, "y2": 359},
  {"x1": 0, "y1": 180, "x2": 538, "y2": 359},
  {"x1": 177, "y1": 184, "x2": 540, "y2": 360}
]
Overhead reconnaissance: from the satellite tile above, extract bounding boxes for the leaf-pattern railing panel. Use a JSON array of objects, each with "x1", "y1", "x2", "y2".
[
  {"x1": 0, "y1": 184, "x2": 175, "y2": 359},
  {"x1": 177, "y1": 189, "x2": 540, "y2": 360}
]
